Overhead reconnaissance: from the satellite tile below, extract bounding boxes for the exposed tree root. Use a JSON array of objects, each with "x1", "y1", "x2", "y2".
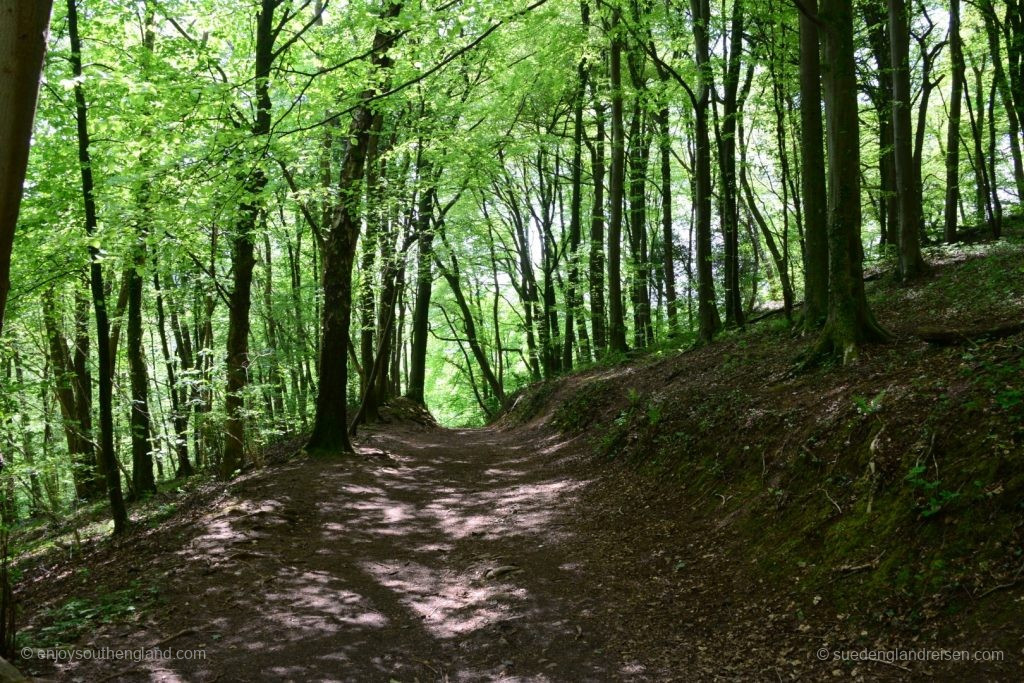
[{"x1": 798, "y1": 315, "x2": 892, "y2": 370}]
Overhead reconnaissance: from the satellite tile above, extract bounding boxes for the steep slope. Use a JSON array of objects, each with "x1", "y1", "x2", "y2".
[{"x1": 498, "y1": 234, "x2": 1024, "y2": 676}]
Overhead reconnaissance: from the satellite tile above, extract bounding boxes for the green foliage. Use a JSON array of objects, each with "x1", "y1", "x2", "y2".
[
  {"x1": 20, "y1": 580, "x2": 159, "y2": 648},
  {"x1": 852, "y1": 390, "x2": 886, "y2": 416},
  {"x1": 904, "y1": 465, "x2": 960, "y2": 518}
]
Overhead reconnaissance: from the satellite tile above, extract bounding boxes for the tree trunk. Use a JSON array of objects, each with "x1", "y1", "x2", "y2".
[
  {"x1": 358, "y1": 125, "x2": 385, "y2": 421},
  {"x1": 127, "y1": 266, "x2": 155, "y2": 496},
  {"x1": 965, "y1": 59, "x2": 995, "y2": 229},
  {"x1": 123, "y1": 9, "x2": 158, "y2": 495},
  {"x1": 308, "y1": 2, "x2": 402, "y2": 452},
  {"x1": 0, "y1": 0, "x2": 53, "y2": 337},
  {"x1": 888, "y1": 0, "x2": 925, "y2": 278},
  {"x1": 799, "y1": 0, "x2": 828, "y2": 328},
  {"x1": 864, "y1": 4, "x2": 897, "y2": 248},
  {"x1": 691, "y1": 0, "x2": 722, "y2": 343},
  {"x1": 42, "y1": 290, "x2": 101, "y2": 499},
  {"x1": 980, "y1": 0, "x2": 1024, "y2": 201},
  {"x1": 563, "y1": 20, "x2": 588, "y2": 369},
  {"x1": 607, "y1": 9, "x2": 628, "y2": 353},
  {"x1": 373, "y1": 184, "x2": 402, "y2": 405},
  {"x1": 153, "y1": 270, "x2": 192, "y2": 477},
  {"x1": 67, "y1": 0, "x2": 128, "y2": 533},
  {"x1": 812, "y1": 0, "x2": 891, "y2": 364},
  {"x1": 222, "y1": 0, "x2": 276, "y2": 478},
  {"x1": 655, "y1": 98, "x2": 679, "y2": 335},
  {"x1": 944, "y1": 0, "x2": 964, "y2": 243},
  {"x1": 587, "y1": 81, "x2": 608, "y2": 353},
  {"x1": 718, "y1": 0, "x2": 745, "y2": 329},
  {"x1": 986, "y1": 69, "x2": 1004, "y2": 236},
  {"x1": 627, "y1": 101, "x2": 652, "y2": 347},
  {"x1": 407, "y1": 171, "x2": 435, "y2": 404},
  {"x1": 741, "y1": 161, "x2": 793, "y2": 317}
]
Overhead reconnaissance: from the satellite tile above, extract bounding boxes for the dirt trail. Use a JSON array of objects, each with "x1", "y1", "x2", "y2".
[
  {"x1": 28, "y1": 415, "x2": 1011, "y2": 682},
  {"x1": 43, "y1": 423, "x2": 650, "y2": 682}
]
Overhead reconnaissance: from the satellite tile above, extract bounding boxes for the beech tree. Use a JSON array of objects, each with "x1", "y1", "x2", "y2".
[
  {"x1": 307, "y1": 1, "x2": 403, "y2": 454},
  {"x1": 811, "y1": 0, "x2": 890, "y2": 363}
]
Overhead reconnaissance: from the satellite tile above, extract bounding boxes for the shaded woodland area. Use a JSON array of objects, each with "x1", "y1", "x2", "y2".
[{"x1": 1, "y1": 0, "x2": 1023, "y2": 679}]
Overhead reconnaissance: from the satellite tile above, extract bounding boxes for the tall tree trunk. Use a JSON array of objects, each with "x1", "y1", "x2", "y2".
[
  {"x1": 718, "y1": 0, "x2": 745, "y2": 329},
  {"x1": 769, "y1": 57, "x2": 794, "y2": 320},
  {"x1": 0, "y1": 0, "x2": 53, "y2": 337},
  {"x1": 536, "y1": 150, "x2": 560, "y2": 375},
  {"x1": 563, "y1": 26, "x2": 588, "y2": 369},
  {"x1": 262, "y1": 230, "x2": 286, "y2": 424},
  {"x1": 587, "y1": 82, "x2": 608, "y2": 353},
  {"x1": 813, "y1": 0, "x2": 891, "y2": 363},
  {"x1": 14, "y1": 355, "x2": 43, "y2": 516},
  {"x1": 358, "y1": 125, "x2": 386, "y2": 421},
  {"x1": 965, "y1": 59, "x2": 995, "y2": 228},
  {"x1": 799, "y1": 0, "x2": 828, "y2": 328},
  {"x1": 944, "y1": 0, "x2": 965, "y2": 243},
  {"x1": 607, "y1": 9, "x2": 628, "y2": 353},
  {"x1": 987, "y1": 71, "x2": 1004, "y2": 236},
  {"x1": 67, "y1": 0, "x2": 128, "y2": 533},
  {"x1": 691, "y1": 0, "x2": 722, "y2": 343},
  {"x1": 42, "y1": 290, "x2": 101, "y2": 499},
  {"x1": 153, "y1": 270, "x2": 192, "y2": 477},
  {"x1": 888, "y1": 0, "x2": 925, "y2": 278},
  {"x1": 127, "y1": 262, "x2": 155, "y2": 495},
  {"x1": 627, "y1": 101, "x2": 652, "y2": 347},
  {"x1": 373, "y1": 178, "x2": 402, "y2": 405},
  {"x1": 308, "y1": 3, "x2": 402, "y2": 452},
  {"x1": 222, "y1": 0, "x2": 276, "y2": 477},
  {"x1": 864, "y1": 4, "x2": 897, "y2": 248},
  {"x1": 126, "y1": 8, "x2": 157, "y2": 496},
  {"x1": 741, "y1": 155, "x2": 793, "y2": 316},
  {"x1": 407, "y1": 169, "x2": 435, "y2": 404},
  {"x1": 655, "y1": 97, "x2": 679, "y2": 335}
]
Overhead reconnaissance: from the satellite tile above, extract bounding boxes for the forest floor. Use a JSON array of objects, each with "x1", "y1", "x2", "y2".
[
  {"x1": 14, "y1": 410, "x2": 1018, "y2": 682},
  {"x1": 10, "y1": 415, "x2": 854, "y2": 682},
  {"x1": 13, "y1": 229, "x2": 1024, "y2": 682}
]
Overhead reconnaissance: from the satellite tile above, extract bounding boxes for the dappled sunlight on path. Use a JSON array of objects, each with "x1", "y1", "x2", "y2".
[{"x1": 56, "y1": 424, "x2": 643, "y2": 682}]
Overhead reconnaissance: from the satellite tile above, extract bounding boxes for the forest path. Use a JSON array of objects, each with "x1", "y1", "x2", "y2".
[{"x1": 59, "y1": 422, "x2": 658, "y2": 682}]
